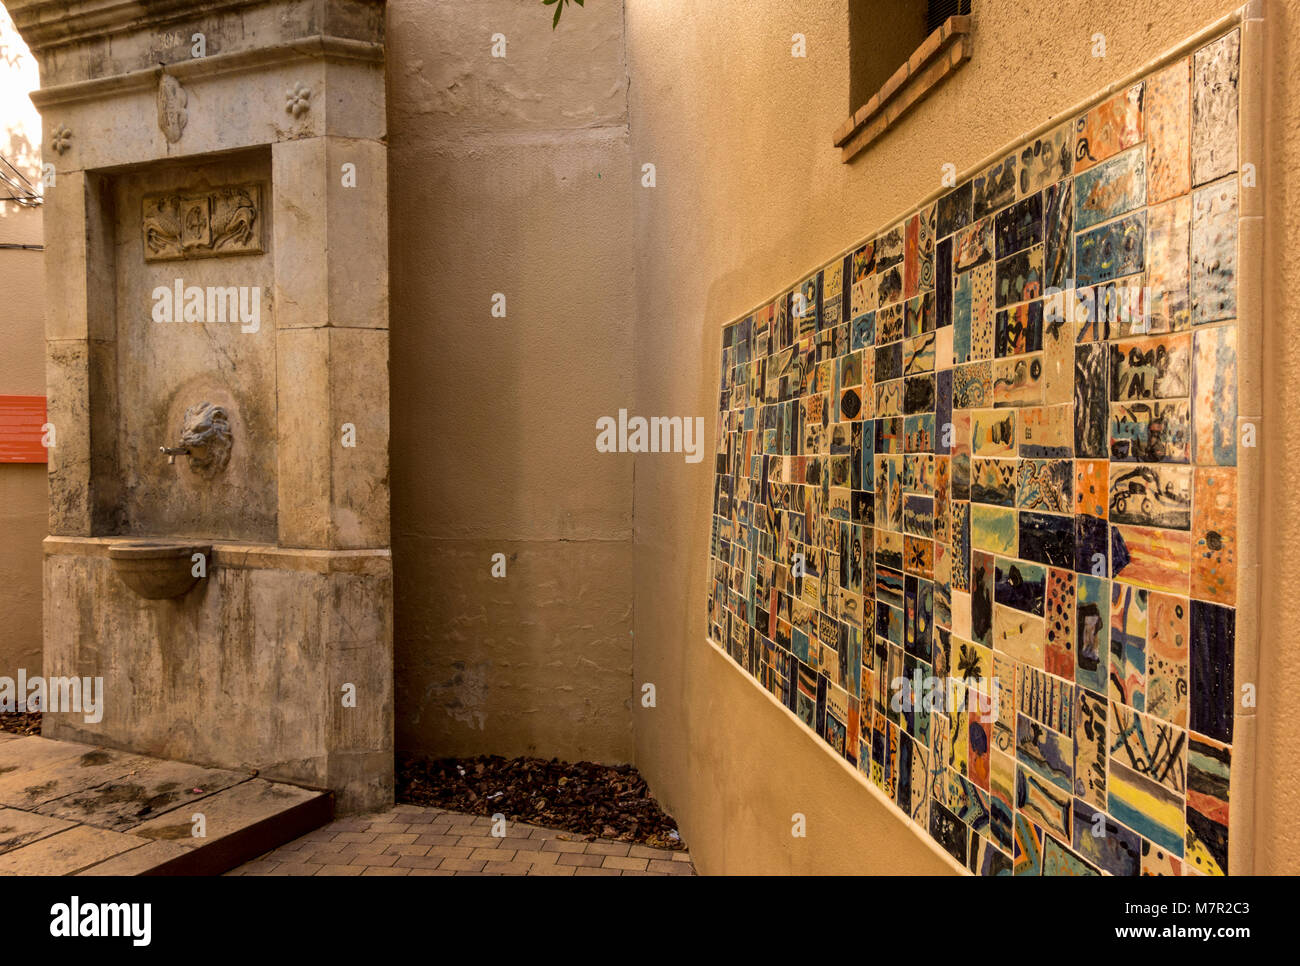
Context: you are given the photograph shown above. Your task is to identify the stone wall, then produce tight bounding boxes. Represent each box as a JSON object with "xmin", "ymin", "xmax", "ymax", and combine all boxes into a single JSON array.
[{"xmin": 386, "ymin": 0, "xmax": 636, "ymax": 764}]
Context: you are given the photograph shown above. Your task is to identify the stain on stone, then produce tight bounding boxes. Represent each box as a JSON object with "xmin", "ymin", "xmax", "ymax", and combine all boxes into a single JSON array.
[{"xmin": 135, "ymin": 822, "xmax": 192, "ymax": 841}]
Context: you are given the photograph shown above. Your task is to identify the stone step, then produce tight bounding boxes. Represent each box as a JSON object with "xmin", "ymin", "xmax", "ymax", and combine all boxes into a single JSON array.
[{"xmin": 0, "ymin": 736, "xmax": 332, "ymax": 875}]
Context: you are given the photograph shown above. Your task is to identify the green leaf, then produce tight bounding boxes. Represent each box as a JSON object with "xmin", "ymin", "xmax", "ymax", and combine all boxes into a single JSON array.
[{"xmin": 552, "ymin": 3, "xmax": 562, "ymax": 28}]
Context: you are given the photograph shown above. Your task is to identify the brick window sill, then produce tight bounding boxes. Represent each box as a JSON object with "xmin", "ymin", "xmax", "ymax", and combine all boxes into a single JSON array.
[{"xmin": 834, "ymin": 15, "xmax": 973, "ymax": 162}]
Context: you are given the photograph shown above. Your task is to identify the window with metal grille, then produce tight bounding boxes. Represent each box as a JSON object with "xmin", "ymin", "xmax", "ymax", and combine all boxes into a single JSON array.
[
  {"xmin": 926, "ymin": 0, "xmax": 971, "ymax": 35},
  {"xmin": 841, "ymin": 1, "xmax": 973, "ymax": 160}
]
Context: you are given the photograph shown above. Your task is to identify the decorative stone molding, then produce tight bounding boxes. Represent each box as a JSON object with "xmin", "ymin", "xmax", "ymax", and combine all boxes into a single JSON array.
[
  {"xmin": 157, "ymin": 72, "xmax": 189, "ymax": 143},
  {"xmin": 142, "ymin": 183, "xmax": 263, "ymax": 261},
  {"xmin": 285, "ymin": 81, "xmax": 312, "ymax": 118},
  {"xmin": 49, "ymin": 123, "xmax": 72, "ymax": 154}
]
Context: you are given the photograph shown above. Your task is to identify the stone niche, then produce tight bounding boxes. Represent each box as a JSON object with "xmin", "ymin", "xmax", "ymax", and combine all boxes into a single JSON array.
[{"xmin": 10, "ymin": 0, "xmax": 393, "ymax": 813}]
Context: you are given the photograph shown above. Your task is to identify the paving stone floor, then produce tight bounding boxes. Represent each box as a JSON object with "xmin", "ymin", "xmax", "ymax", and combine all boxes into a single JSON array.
[
  {"xmin": 0, "ymin": 733, "xmax": 328, "ymax": 875},
  {"xmin": 230, "ymin": 803, "xmax": 696, "ymax": 876}
]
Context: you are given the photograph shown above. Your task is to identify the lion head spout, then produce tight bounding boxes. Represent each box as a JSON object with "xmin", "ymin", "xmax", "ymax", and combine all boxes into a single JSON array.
[{"xmin": 178, "ymin": 402, "xmax": 233, "ymax": 479}]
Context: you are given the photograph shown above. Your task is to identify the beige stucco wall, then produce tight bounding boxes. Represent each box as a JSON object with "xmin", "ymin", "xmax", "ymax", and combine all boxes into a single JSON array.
[
  {"xmin": 0, "ymin": 5, "xmax": 44, "ymax": 678},
  {"xmin": 624, "ymin": 0, "xmax": 1299, "ymax": 874},
  {"xmin": 387, "ymin": 0, "xmax": 636, "ymax": 762}
]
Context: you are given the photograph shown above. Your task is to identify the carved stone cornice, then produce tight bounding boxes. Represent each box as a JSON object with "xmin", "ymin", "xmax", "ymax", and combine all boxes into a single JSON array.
[
  {"xmin": 29, "ymin": 36, "xmax": 384, "ymax": 110},
  {"xmin": 7, "ymin": 0, "xmax": 385, "ymax": 91}
]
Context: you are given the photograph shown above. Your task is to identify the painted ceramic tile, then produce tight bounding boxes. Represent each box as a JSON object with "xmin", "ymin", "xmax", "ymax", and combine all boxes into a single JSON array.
[
  {"xmin": 1112, "ymin": 701, "xmax": 1186, "ymax": 795},
  {"xmin": 1075, "ymin": 211, "xmax": 1146, "ymax": 287},
  {"xmin": 1109, "ymin": 760, "xmax": 1185, "ymax": 854},
  {"xmin": 877, "ymin": 303, "xmax": 904, "ymax": 344},
  {"xmin": 1110, "ymin": 583, "xmax": 1149, "ymax": 710},
  {"xmin": 936, "ymin": 238, "xmax": 953, "ymax": 334},
  {"xmin": 1146, "ymin": 58, "xmax": 1192, "ymax": 205},
  {"xmin": 1189, "ymin": 600, "xmax": 1234, "ymax": 744},
  {"xmin": 971, "ymin": 409, "xmax": 1016, "ymax": 457},
  {"xmin": 1041, "ymin": 309, "xmax": 1073, "ymax": 406},
  {"xmin": 1191, "ymin": 30, "xmax": 1240, "ymax": 187},
  {"xmin": 1017, "ymin": 459, "xmax": 1072, "ymax": 514},
  {"xmin": 878, "ymin": 265, "xmax": 903, "ymax": 307},
  {"xmin": 1146, "ymin": 592, "xmax": 1190, "ymax": 728},
  {"xmin": 971, "ymin": 505, "xmax": 1017, "ymax": 556},
  {"xmin": 1044, "ymin": 568, "xmax": 1076, "ymax": 678},
  {"xmin": 994, "ymin": 557, "xmax": 1046, "ymax": 616},
  {"xmin": 1017, "ymin": 765, "xmax": 1072, "ymax": 841},
  {"xmin": 970, "ymin": 262, "xmax": 996, "ymax": 362},
  {"xmin": 1190, "ymin": 179, "xmax": 1238, "ymax": 324},
  {"xmin": 971, "ymin": 551, "xmax": 995, "ymax": 647},
  {"xmin": 1072, "ymin": 797, "xmax": 1140, "ymax": 875},
  {"xmin": 1111, "ymin": 524, "xmax": 1192, "ymax": 595},
  {"xmin": 951, "ymin": 501, "xmax": 971, "ymax": 593},
  {"xmin": 969, "ymin": 460, "xmax": 1014, "ymax": 511},
  {"xmin": 995, "ymin": 301, "xmax": 1043, "ymax": 358},
  {"xmin": 903, "ymin": 332, "xmax": 936, "ymax": 375},
  {"xmin": 1018, "ymin": 511, "xmax": 1074, "ymax": 570},
  {"xmin": 705, "ymin": 38, "xmax": 1242, "ymax": 875},
  {"xmin": 953, "ymin": 216, "xmax": 994, "ymax": 274},
  {"xmin": 1074, "ymin": 146, "xmax": 1146, "ymax": 232},
  {"xmin": 1110, "ymin": 332, "xmax": 1191, "ymax": 401},
  {"xmin": 937, "ymin": 180, "xmax": 973, "ymax": 238},
  {"xmin": 904, "ymin": 214, "xmax": 921, "ymax": 301},
  {"xmin": 793, "ymin": 274, "xmax": 820, "ymax": 336},
  {"xmin": 905, "ymin": 292, "xmax": 936, "ymax": 340},
  {"xmin": 1019, "ymin": 404, "xmax": 1073, "ymax": 458},
  {"xmin": 929, "ymin": 801, "xmax": 968, "ymax": 865},
  {"xmin": 990, "ymin": 750, "xmax": 1016, "ymax": 851},
  {"xmin": 1074, "ymin": 83, "xmax": 1144, "ymax": 175},
  {"xmin": 994, "ymin": 603, "xmax": 1045, "ymax": 667},
  {"xmin": 1107, "ymin": 462, "xmax": 1192, "ymax": 530},
  {"xmin": 973, "ymin": 153, "xmax": 1017, "ymax": 219},
  {"xmin": 1018, "ymin": 121, "xmax": 1074, "ymax": 196},
  {"xmin": 1141, "ymin": 841, "xmax": 1183, "ymax": 876},
  {"xmin": 935, "ymin": 366, "xmax": 953, "ymax": 443},
  {"xmin": 1075, "ymin": 343, "xmax": 1110, "ymax": 458},
  {"xmin": 1016, "ymin": 714, "xmax": 1073, "ymax": 792},
  {"xmin": 876, "ymin": 381, "xmax": 902, "ymax": 417},
  {"xmin": 995, "ymin": 247, "xmax": 1043, "ymax": 308},
  {"xmin": 1109, "ymin": 399, "xmax": 1192, "ymax": 464},
  {"xmin": 1193, "ymin": 323, "xmax": 1237, "ymax": 466},
  {"xmin": 1076, "ymin": 575, "xmax": 1110, "ymax": 694},
  {"xmin": 1075, "ymin": 459, "xmax": 1108, "ymax": 518},
  {"xmin": 917, "ymin": 204, "xmax": 937, "ymax": 293},
  {"xmin": 1145, "ymin": 196, "xmax": 1191, "ymax": 334},
  {"xmin": 993, "ymin": 354, "xmax": 1043, "ymax": 408},
  {"xmin": 824, "ymin": 258, "xmax": 845, "ymax": 329},
  {"xmin": 1075, "ymin": 686, "xmax": 1108, "ymax": 809},
  {"xmin": 1079, "ymin": 510, "xmax": 1109, "ymax": 578},
  {"xmin": 1185, "ymin": 733, "xmax": 1230, "ymax": 876},
  {"xmin": 877, "ymin": 223, "xmax": 905, "ymax": 272},
  {"xmin": 995, "ymin": 193, "xmax": 1042, "ymax": 259},
  {"xmin": 1191, "ymin": 467, "xmax": 1236, "ymax": 605},
  {"xmin": 1018, "ymin": 664, "xmax": 1073, "ymax": 732},
  {"xmin": 1013, "ymin": 814, "xmax": 1044, "ymax": 875},
  {"xmin": 1043, "ymin": 179, "xmax": 1074, "ymax": 291}
]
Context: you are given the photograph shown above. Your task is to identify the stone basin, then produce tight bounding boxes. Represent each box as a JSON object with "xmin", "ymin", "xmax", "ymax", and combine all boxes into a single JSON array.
[{"xmin": 107, "ymin": 542, "xmax": 212, "ymax": 600}]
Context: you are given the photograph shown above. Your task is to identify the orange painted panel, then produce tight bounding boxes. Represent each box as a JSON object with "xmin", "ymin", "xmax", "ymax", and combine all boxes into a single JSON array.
[{"xmin": 0, "ymin": 395, "xmax": 48, "ymax": 463}]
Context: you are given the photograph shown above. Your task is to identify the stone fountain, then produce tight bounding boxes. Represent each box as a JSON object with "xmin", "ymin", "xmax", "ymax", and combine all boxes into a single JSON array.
[{"xmin": 9, "ymin": 0, "xmax": 393, "ymax": 813}]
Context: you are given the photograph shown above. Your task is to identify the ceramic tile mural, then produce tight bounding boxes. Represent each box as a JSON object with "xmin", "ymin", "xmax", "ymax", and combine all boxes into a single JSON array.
[{"xmin": 705, "ymin": 30, "xmax": 1244, "ymax": 876}]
